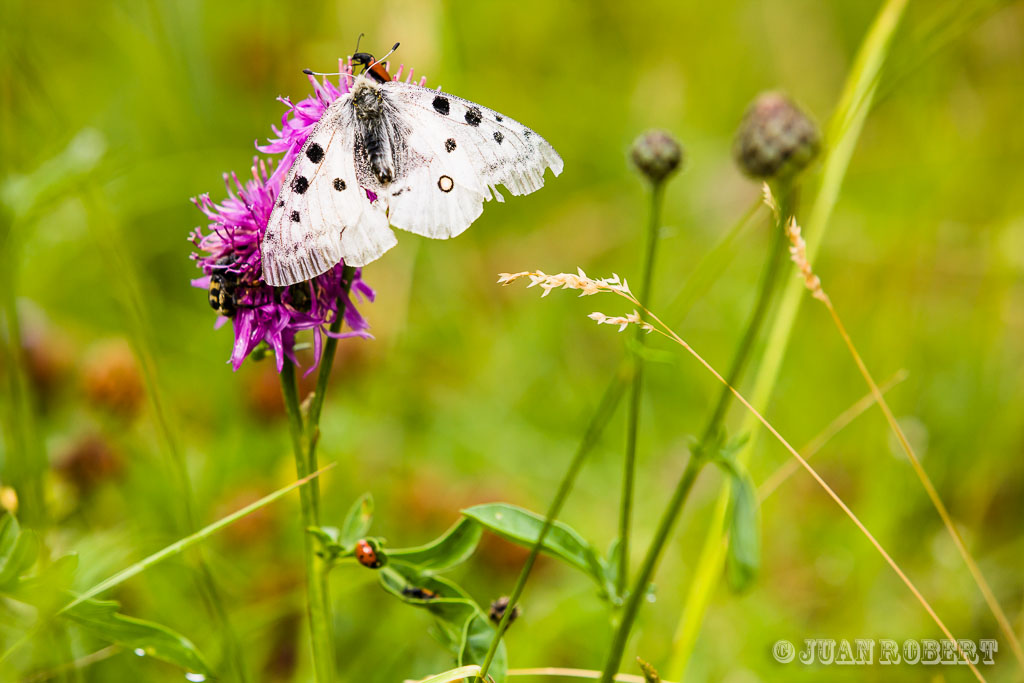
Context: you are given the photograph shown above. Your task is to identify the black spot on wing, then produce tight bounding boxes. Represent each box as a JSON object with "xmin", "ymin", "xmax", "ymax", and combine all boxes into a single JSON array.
[
  {"xmin": 465, "ymin": 107, "xmax": 482, "ymax": 126},
  {"xmin": 437, "ymin": 176, "xmax": 454, "ymax": 193},
  {"xmin": 290, "ymin": 211, "xmax": 301, "ymax": 222},
  {"xmin": 445, "ymin": 138, "xmax": 456, "ymax": 153},
  {"xmin": 292, "ymin": 176, "xmax": 309, "ymax": 194},
  {"xmin": 277, "ymin": 200, "xmax": 285, "ymax": 207},
  {"xmin": 306, "ymin": 143, "xmax": 325, "ymax": 163},
  {"xmin": 432, "ymin": 96, "xmax": 450, "ymax": 115},
  {"xmin": 493, "ymin": 131, "xmax": 504, "ymax": 144},
  {"xmin": 333, "ymin": 178, "xmax": 346, "ymax": 191}
]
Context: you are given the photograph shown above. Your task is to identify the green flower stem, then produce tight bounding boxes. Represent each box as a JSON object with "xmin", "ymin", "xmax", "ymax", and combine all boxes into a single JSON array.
[
  {"xmin": 280, "ymin": 363, "xmax": 335, "ymax": 683},
  {"xmin": 477, "ymin": 367, "xmax": 631, "ymax": 682},
  {"xmin": 699, "ymin": 185, "xmax": 791, "ymax": 446},
  {"xmin": 598, "ymin": 185, "xmax": 791, "ymax": 683},
  {"xmin": 277, "ymin": 267, "xmax": 356, "ymax": 683},
  {"xmin": 307, "ymin": 266, "xmax": 356, "ymax": 626},
  {"xmin": 619, "ymin": 181, "xmax": 666, "ymax": 597},
  {"xmin": 304, "ymin": 265, "xmax": 357, "ymax": 518},
  {"xmin": 666, "ymin": 2, "xmax": 908, "ymax": 676}
]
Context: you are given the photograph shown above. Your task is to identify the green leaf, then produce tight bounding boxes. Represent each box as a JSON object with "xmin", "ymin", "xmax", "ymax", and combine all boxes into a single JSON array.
[
  {"xmin": 388, "ymin": 518, "xmax": 483, "ymax": 572},
  {"xmin": 717, "ymin": 433, "xmax": 750, "ymax": 462},
  {"xmin": 308, "ymin": 526, "xmax": 346, "ymax": 563},
  {"xmin": 63, "ymin": 597, "xmax": 212, "ymax": 676},
  {"xmin": 720, "ymin": 462, "xmax": 760, "ymax": 593},
  {"xmin": 460, "ymin": 614, "xmax": 506, "ymax": 683},
  {"xmin": 308, "ymin": 526, "xmax": 340, "ymax": 545},
  {"xmin": 0, "ymin": 526, "xmax": 39, "ymax": 591},
  {"xmin": 339, "ymin": 493, "xmax": 374, "ymax": 547},
  {"xmin": 604, "ymin": 538, "xmax": 622, "ymax": 604},
  {"xmin": 379, "ymin": 563, "xmax": 506, "ymax": 681},
  {"xmin": 13, "ymin": 553, "xmax": 79, "ymax": 611},
  {"xmin": 378, "ymin": 565, "xmax": 478, "ymax": 650},
  {"xmin": 462, "ymin": 504, "xmax": 608, "ymax": 593},
  {"xmin": 0, "ymin": 515, "xmax": 20, "ymax": 559}
]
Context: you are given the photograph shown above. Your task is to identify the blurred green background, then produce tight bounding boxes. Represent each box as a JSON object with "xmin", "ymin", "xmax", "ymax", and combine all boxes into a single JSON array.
[{"xmin": 2, "ymin": 0, "xmax": 1023, "ymax": 681}]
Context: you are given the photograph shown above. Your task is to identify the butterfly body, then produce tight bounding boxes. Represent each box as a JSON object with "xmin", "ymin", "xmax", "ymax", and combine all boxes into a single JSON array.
[
  {"xmin": 351, "ymin": 78, "xmax": 406, "ymax": 184},
  {"xmin": 261, "ymin": 65, "xmax": 563, "ymax": 287}
]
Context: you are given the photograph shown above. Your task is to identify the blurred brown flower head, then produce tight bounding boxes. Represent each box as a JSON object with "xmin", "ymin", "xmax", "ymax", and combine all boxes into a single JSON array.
[
  {"xmin": 81, "ymin": 339, "xmax": 144, "ymax": 418},
  {"xmin": 56, "ymin": 433, "xmax": 122, "ymax": 494}
]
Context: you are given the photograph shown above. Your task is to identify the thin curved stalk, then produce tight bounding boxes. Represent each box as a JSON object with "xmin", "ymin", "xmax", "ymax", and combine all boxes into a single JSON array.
[
  {"xmin": 599, "ymin": 195, "xmax": 789, "ymax": 682},
  {"xmin": 619, "ymin": 182, "xmax": 666, "ymax": 596}
]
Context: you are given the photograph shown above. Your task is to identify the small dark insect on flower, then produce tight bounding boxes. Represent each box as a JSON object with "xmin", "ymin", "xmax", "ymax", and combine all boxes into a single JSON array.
[
  {"xmin": 208, "ymin": 255, "xmax": 241, "ymax": 317},
  {"xmin": 288, "ymin": 283, "xmax": 313, "ymax": 313},
  {"xmin": 488, "ymin": 596, "xmax": 520, "ymax": 626},
  {"xmin": 733, "ymin": 92, "xmax": 821, "ymax": 180},
  {"xmin": 630, "ymin": 129, "xmax": 684, "ymax": 184}
]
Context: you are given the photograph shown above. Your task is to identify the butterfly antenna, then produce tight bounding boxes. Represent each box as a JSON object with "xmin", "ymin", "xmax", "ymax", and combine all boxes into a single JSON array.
[
  {"xmin": 302, "ymin": 67, "xmax": 355, "ymax": 82},
  {"xmin": 367, "ymin": 42, "xmax": 400, "ymax": 72}
]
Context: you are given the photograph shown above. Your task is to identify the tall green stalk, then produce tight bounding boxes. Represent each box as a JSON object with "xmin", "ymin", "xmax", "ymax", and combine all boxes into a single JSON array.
[
  {"xmin": 619, "ymin": 181, "xmax": 666, "ymax": 597},
  {"xmin": 666, "ymin": 0, "xmax": 909, "ymax": 676},
  {"xmin": 276, "ymin": 269, "xmax": 355, "ymax": 683},
  {"xmin": 280, "ymin": 363, "xmax": 335, "ymax": 683},
  {"xmin": 599, "ymin": 188, "xmax": 791, "ymax": 683}
]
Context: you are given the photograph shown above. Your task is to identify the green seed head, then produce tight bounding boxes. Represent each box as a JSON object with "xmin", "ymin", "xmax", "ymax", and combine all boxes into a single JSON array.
[
  {"xmin": 630, "ymin": 129, "xmax": 684, "ymax": 184},
  {"xmin": 734, "ymin": 92, "xmax": 820, "ymax": 180}
]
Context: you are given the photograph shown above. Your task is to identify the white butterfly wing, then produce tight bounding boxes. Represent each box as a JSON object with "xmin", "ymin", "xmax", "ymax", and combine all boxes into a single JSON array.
[
  {"xmin": 380, "ymin": 80, "xmax": 563, "ymax": 240},
  {"xmin": 261, "ymin": 97, "xmax": 395, "ymax": 287}
]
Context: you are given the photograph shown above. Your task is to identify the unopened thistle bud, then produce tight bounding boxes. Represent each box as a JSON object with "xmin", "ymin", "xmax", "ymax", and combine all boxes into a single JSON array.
[
  {"xmin": 630, "ymin": 129, "xmax": 684, "ymax": 184},
  {"xmin": 734, "ymin": 92, "xmax": 820, "ymax": 180}
]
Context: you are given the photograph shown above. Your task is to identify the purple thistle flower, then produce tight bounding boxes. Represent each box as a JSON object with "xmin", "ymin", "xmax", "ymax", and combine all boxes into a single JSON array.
[
  {"xmin": 190, "ymin": 159, "xmax": 374, "ymax": 373},
  {"xmin": 189, "ymin": 57, "xmax": 427, "ymax": 372}
]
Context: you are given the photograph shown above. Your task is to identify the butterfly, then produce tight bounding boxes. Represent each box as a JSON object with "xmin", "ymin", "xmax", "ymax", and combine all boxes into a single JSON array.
[{"xmin": 260, "ymin": 44, "xmax": 564, "ymax": 287}]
